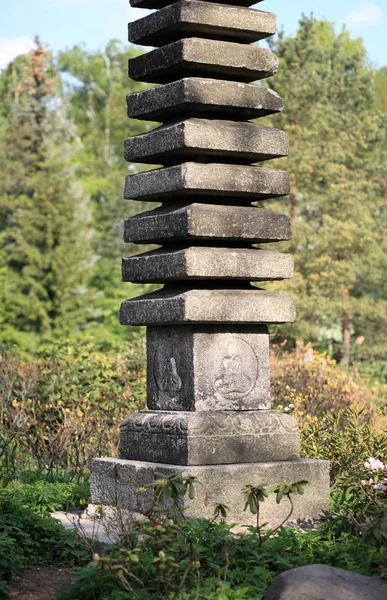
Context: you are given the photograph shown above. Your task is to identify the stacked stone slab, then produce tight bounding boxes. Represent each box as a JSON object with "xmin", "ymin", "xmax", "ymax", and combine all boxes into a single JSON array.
[{"xmin": 90, "ymin": 0, "xmax": 329, "ymax": 527}]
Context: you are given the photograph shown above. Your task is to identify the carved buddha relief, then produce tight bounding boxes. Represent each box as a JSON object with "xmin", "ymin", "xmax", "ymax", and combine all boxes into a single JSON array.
[{"xmin": 214, "ymin": 339, "xmax": 258, "ymax": 401}]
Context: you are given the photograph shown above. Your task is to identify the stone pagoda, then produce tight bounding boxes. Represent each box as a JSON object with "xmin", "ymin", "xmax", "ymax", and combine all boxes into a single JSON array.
[{"xmin": 91, "ymin": 0, "xmax": 329, "ymax": 527}]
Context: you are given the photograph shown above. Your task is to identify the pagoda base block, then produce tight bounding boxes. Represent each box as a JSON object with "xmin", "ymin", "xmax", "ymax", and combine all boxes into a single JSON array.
[
  {"xmin": 119, "ymin": 410, "xmax": 300, "ymax": 465},
  {"xmin": 90, "ymin": 457, "xmax": 329, "ymax": 528}
]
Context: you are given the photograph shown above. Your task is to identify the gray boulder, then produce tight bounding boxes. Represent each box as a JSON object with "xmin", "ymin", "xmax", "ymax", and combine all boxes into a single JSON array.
[{"xmin": 263, "ymin": 564, "xmax": 387, "ymax": 600}]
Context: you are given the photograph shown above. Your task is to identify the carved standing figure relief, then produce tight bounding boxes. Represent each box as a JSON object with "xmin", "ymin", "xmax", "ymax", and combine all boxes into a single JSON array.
[{"xmin": 154, "ymin": 345, "xmax": 182, "ymax": 407}]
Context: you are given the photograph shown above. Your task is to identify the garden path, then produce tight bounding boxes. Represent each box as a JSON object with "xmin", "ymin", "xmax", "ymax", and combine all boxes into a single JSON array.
[{"xmin": 8, "ymin": 566, "xmax": 74, "ymax": 600}]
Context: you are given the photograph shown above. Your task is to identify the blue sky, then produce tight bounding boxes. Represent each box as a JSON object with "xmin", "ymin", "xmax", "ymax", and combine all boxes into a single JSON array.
[{"xmin": 0, "ymin": 0, "xmax": 386, "ymax": 70}]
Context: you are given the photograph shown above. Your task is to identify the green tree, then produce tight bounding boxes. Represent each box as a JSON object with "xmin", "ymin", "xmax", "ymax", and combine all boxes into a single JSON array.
[
  {"xmin": 265, "ymin": 17, "xmax": 387, "ymax": 363},
  {"xmin": 58, "ymin": 41, "xmax": 151, "ymax": 341},
  {"xmin": 0, "ymin": 41, "xmax": 92, "ymax": 350},
  {"xmin": 375, "ymin": 66, "xmax": 387, "ymax": 114}
]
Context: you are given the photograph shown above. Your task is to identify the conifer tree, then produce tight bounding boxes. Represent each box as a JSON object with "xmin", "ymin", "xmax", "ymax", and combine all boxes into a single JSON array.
[
  {"xmin": 58, "ymin": 42, "xmax": 150, "ymax": 339},
  {"xmin": 265, "ymin": 17, "xmax": 387, "ymax": 363},
  {"xmin": 0, "ymin": 41, "xmax": 92, "ymax": 349}
]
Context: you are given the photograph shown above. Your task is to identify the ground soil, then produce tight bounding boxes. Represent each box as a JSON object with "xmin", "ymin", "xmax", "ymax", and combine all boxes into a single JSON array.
[{"xmin": 8, "ymin": 566, "xmax": 74, "ymax": 600}]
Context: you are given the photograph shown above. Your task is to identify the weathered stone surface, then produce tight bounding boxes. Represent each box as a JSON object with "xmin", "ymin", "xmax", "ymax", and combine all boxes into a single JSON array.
[
  {"xmin": 124, "ymin": 162, "xmax": 289, "ymax": 203},
  {"xmin": 90, "ymin": 457, "xmax": 330, "ymax": 529},
  {"xmin": 120, "ymin": 287, "xmax": 296, "ymax": 325},
  {"xmin": 146, "ymin": 324, "xmax": 270, "ymax": 410},
  {"xmin": 128, "ymin": 2, "xmax": 276, "ymax": 47},
  {"xmin": 263, "ymin": 564, "xmax": 387, "ymax": 600},
  {"xmin": 124, "ymin": 119, "xmax": 288, "ymax": 165},
  {"xmin": 122, "ymin": 247, "xmax": 294, "ymax": 283},
  {"xmin": 89, "ymin": 457, "xmax": 118, "ymax": 506},
  {"xmin": 124, "ymin": 203, "xmax": 291, "ymax": 245},
  {"xmin": 129, "ymin": 38, "xmax": 278, "ymax": 84},
  {"xmin": 127, "ymin": 78, "xmax": 284, "ymax": 122},
  {"xmin": 130, "ymin": 0, "xmax": 262, "ymax": 9},
  {"xmin": 120, "ymin": 410, "xmax": 300, "ymax": 465}
]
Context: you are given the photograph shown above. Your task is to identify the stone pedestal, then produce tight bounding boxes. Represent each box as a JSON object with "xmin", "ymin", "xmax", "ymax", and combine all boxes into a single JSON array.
[
  {"xmin": 91, "ymin": 457, "xmax": 330, "ymax": 529},
  {"xmin": 90, "ymin": 0, "xmax": 330, "ymax": 527}
]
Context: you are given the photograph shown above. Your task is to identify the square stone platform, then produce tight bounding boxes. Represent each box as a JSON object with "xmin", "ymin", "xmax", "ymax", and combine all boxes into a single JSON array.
[
  {"xmin": 129, "ymin": 38, "xmax": 278, "ymax": 84},
  {"xmin": 120, "ymin": 287, "xmax": 296, "ymax": 326},
  {"xmin": 128, "ymin": 1, "xmax": 276, "ymax": 47},
  {"xmin": 124, "ymin": 203, "xmax": 291, "ymax": 245},
  {"xmin": 119, "ymin": 410, "xmax": 301, "ymax": 464},
  {"xmin": 122, "ymin": 247, "xmax": 294, "ymax": 283},
  {"xmin": 124, "ymin": 163, "xmax": 289, "ymax": 204},
  {"xmin": 91, "ymin": 457, "xmax": 330, "ymax": 528},
  {"xmin": 126, "ymin": 78, "xmax": 284, "ymax": 122}
]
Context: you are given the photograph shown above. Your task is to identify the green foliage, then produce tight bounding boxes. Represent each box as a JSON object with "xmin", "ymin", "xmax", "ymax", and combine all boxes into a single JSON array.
[
  {"xmin": 144, "ymin": 472, "xmax": 198, "ymax": 520},
  {"xmin": 358, "ymin": 358, "xmax": 387, "ymax": 385},
  {"xmin": 375, "ymin": 66, "xmax": 387, "ymax": 115},
  {"xmin": 0, "ymin": 535, "xmax": 22, "ymax": 596},
  {"xmin": 265, "ymin": 16, "xmax": 387, "ymax": 363},
  {"xmin": 0, "ymin": 42, "xmax": 92, "ymax": 352},
  {"xmin": 243, "ymin": 484, "xmax": 269, "ymax": 542},
  {"xmin": 271, "ymin": 342, "xmax": 384, "ymax": 419},
  {"xmin": 272, "ymin": 481, "xmax": 308, "ymax": 505},
  {"xmin": 0, "ymin": 41, "xmax": 150, "ymax": 349},
  {"xmin": 301, "ymin": 408, "xmax": 387, "ymax": 482},
  {"xmin": 58, "ymin": 41, "xmax": 147, "ymax": 176},
  {"xmin": 0, "ymin": 495, "xmax": 88, "ymax": 595},
  {"xmin": 57, "ymin": 518, "xmax": 386, "ymax": 600},
  {"xmin": 270, "ymin": 342, "xmax": 387, "ymax": 544},
  {"xmin": 316, "ymin": 450, "xmax": 387, "ymax": 546},
  {"xmin": 56, "ymin": 472, "xmax": 386, "ymax": 599},
  {"xmin": 0, "ymin": 339, "xmax": 146, "ymax": 476},
  {"xmin": 243, "ymin": 481, "xmax": 308, "ymax": 544},
  {"xmin": 58, "ymin": 41, "xmax": 152, "ymax": 340},
  {"xmin": 1, "ymin": 475, "xmax": 89, "ymax": 514},
  {"xmin": 1, "ymin": 26, "xmax": 385, "ymax": 354}
]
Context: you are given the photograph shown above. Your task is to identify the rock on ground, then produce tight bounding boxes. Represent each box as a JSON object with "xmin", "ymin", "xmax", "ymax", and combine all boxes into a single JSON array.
[{"xmin": 263, "ymin": 564, "xmax": 387, "ymax": 600}]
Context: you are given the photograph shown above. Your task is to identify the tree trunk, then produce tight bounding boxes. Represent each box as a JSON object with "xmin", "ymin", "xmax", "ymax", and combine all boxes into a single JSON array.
[
  {"xmin": 290, "ymin": 129, "xmax": 298, "ymax": 257},
  {"xmin": 289, "ymin": 174, "xmax": 297, "ymax": 257},
  {"xmin": 341, "ymin": 288, "xmax": 351, "ymax": 366}
]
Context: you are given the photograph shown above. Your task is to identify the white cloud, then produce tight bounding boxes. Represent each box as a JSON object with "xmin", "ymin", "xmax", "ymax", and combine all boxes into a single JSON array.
[
  {"xmin": 0, "ymin": 37, "xmax": 35, "ymax": 71},
  {"xmin": 345, "ymin": 2, "xmax": 383, "ymax": 27}
]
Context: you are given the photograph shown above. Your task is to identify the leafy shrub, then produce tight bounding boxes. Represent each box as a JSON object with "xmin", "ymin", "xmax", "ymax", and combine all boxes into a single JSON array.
[
  {"xmin": 270, "ymin": 342, "xmax": 383, "ymax": 421},
  {"xmin": 301, "ymin": 407, "xmax": 387, "ymax": 483},
  {"xmin": 58, "ymin": 518, "xmax": 386, "ymax": 600},
  {"xmin": 0, "ymin": 496, "xmax": 89, "ymax": 595},
  {"xmin": 318, "ymin": 452, "xmax": 387, "ymax": 547},
  {"xmin": 58, "ymin": 476, "xmax": 386, "ymax": 600},
  {"xmin": 1, "ymin": 475, "xmax": 89, "ymax": 514},
  {"xmin": 0, "ymin": 337, "xmax": 146, "ymax": 477},
  {"xmin": 271, "ymin": 342, "xmax": 387, "ymax": 541},
  {"xmin": 0, "ymin": 535, "xmax": 22, "ymax": 595}
]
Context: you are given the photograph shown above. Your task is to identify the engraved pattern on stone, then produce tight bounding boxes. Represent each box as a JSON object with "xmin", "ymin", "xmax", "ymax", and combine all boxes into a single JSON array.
[{"xmin": 120, "ymin": 410, "xmax": 299, "ymax": 436}]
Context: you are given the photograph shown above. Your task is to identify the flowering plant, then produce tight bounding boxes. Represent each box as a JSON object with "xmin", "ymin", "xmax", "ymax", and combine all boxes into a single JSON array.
[
  {"xmin": 362, "ymin": 457, "xmax": 387, "ymax": 494},
  {"xmin": 321, "ymin": 453, "xmax": 387, "ymax": 548}
]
